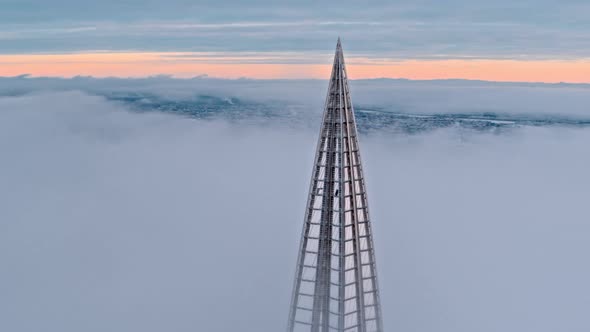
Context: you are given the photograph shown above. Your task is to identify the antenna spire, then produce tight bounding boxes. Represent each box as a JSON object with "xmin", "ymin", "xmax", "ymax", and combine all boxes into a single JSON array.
[{"xmin": 287, "ymin": 38, "xmax": 384, "ymax": 332}]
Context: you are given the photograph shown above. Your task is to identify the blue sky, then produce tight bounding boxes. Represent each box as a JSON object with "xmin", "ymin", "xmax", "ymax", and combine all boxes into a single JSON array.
[{"xmin": 2, "ymin": 0, "xmax": 590, "ymax": 59}]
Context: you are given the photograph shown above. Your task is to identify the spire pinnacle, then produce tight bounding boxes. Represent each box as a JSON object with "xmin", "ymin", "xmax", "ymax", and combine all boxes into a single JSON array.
[
  {"xmin": 335, "ymin": 37, "xmax": 343, "ymax": 58},
  {"xmin": 287, "ymin": 39, "xmax": 384, "ymax": 332}
]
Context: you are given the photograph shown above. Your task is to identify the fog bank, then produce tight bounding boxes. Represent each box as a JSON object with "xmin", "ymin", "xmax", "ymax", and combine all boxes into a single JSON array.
[{"xmin": 1, "ymin": 92, "xmax": 589, "ymax": 331}]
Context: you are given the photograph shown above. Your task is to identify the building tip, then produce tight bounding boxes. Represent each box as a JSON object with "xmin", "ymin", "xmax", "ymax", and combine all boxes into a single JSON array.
[{"xmin": 336, "ymin": 37, "xmax": 343, "ymax": 53}]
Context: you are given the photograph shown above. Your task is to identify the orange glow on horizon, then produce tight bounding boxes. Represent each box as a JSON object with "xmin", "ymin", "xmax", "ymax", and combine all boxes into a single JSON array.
[{"xmin": 2, "ymin": 52, "xmax": 590, "ymax": 83}]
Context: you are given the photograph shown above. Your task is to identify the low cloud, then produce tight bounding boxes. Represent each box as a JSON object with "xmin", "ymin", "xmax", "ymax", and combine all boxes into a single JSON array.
[
  {"xmin": 1, "ymin": 90, "xmax": 589, "ymax": 331},
  {"xmin": 2, "ymin": 76, "xmax": 590, "ymax": 117}
]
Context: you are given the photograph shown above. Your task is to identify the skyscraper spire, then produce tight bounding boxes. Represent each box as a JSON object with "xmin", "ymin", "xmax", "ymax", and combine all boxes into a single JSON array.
[{"xmin": 287, "ymin": 39, "xmax": 384, "ymax": 332}]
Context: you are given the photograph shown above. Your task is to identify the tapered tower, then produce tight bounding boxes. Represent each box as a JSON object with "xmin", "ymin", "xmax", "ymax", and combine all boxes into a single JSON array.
[{"xmin": 287, "ymin": 39, "xmax": 383, "ymax": 332}]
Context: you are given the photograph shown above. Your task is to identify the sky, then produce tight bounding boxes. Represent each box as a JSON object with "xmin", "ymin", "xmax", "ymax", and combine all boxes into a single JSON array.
[{"xmin": 2, "ymin": 0, "xmax": 590, "ymax": 82}]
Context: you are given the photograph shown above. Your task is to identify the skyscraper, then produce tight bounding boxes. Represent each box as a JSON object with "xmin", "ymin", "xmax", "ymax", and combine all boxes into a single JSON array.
[{"xmin": 287, "ymin": 39, "xmax": 384, "ymax": 332}]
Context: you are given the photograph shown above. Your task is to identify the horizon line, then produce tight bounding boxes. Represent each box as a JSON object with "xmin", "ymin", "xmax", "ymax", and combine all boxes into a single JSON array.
[
  {"xmin": 4, "ymin": 74, "xmax": 590, "ymax": 86},
  {"xmin": 3, "ymin": 52, "xmax": 590, "ymax": 83}
]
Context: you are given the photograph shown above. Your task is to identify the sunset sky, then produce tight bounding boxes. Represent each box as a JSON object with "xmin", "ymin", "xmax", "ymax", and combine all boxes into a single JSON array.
[{"xmin": 2, "ymin": 0, "xmax": 590, "ymax": 82}]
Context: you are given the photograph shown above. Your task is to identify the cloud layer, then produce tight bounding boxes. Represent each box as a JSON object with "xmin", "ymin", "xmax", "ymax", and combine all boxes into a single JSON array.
[
  {"xmin": 1, "ymin": 90, "xmax": 589, "ymax": 331},
  {"xmin": 3, "ymin": 76, "xmax": 590, "ymax": 117}
]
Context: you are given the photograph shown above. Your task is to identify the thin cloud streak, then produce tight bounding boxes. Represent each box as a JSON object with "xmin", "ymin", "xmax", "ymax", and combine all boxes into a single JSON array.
[
  {"xmin": 134, "ymin": 20, "xmax": 389, "ymax": 29},
  {"xmin": 0, "ymin": 20, "xmax": 402, "ymax": 41}
]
